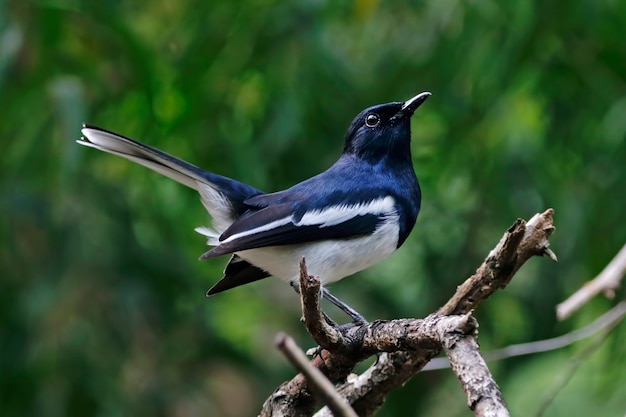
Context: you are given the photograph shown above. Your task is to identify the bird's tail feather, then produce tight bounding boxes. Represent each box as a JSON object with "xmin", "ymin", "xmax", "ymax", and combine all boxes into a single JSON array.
[
  {"xmin": 78, "ymin": 125, "xmax": 264, "ymax": 214},
  {"xmin": 79, "ymin": 125, "xmax": 215, "ymax": 191}
]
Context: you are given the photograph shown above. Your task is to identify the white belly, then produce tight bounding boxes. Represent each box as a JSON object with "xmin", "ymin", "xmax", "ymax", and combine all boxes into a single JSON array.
[{"xmin": 236, "ymin": 220, "xmax": 400, "ymax": 285}]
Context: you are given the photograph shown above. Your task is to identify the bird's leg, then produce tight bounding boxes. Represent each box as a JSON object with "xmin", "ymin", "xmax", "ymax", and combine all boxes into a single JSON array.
[
  {"xmin": 290, "ymin": 282, "xmax": 367, "ymax": 357},
  {"xmin": 321, "ymin": 287, "xmax": 368, "ymax": 325},
  {"xmin": 290, "ymin": 281, "xmax": 367, "ymax": 325}
]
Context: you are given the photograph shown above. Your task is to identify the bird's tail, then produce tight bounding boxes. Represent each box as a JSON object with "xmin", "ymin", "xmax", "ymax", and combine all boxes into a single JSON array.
[
  {"xmin": 78, "ymin": 125, "xmax": 263, "ymax": 215},
  {"xmin": 80, "ymin": 125, "xmax": 217, "ymax": 191}
]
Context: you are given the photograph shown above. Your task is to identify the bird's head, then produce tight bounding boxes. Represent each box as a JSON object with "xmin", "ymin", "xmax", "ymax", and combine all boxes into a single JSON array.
[{"xmin": 343, "ymin": 92, "xmax": 431, "ymax": 163}]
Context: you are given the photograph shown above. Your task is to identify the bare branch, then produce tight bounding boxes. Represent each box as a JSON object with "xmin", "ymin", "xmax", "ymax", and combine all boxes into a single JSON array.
[
  {"xmin": 298, "ymin": 259, "xmax": 346, "ymax": 353},
  {"xmin": 557, "ymin": 243, "xmax": 626, "ymax": 320},
  {"xmin": 314, "ymin": 314, "xmax": 485, "ymax": 417},
  {"xmin": 441, "ymin": 319, "xmax": 510, "ymax": 417},
  {"xmin": 342, "ymin": 209, "xmax": 557, "ymax": 416},
  {"xmin": 440, "ymin": 209, "xmax": 556, "ymax": 316},
  {"xmin": 261, "ymin": 209, "xmax": 557, "ymax": 417},
  {"xmin": 425, "ymin": 301, "xmax": 626, "ymax": 370},
  {"xmin": 276, "ymin": 333, "xmax": 358, "ymax": 417}
]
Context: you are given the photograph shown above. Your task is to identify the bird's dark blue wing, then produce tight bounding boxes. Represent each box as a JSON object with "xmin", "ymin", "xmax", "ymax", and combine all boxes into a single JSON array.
[{"xmin": 199, "ymin": 196, "xmax": 396, "ymax": 259}]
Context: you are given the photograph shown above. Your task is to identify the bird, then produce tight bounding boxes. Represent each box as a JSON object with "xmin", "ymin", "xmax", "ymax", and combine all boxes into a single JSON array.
[{"xmin": 78, "ymin": 91, "xmax": 430, "ymax": 323}]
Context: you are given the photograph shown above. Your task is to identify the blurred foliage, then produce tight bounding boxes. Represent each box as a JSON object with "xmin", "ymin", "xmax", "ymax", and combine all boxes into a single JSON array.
[{"xmin": 1, "ymin": 0, "xmax": 625, "ymax": 416}]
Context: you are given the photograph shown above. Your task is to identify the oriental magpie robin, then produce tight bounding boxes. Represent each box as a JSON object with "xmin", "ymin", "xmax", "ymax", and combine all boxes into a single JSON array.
[{"xmin": 78, "ymin": 91, "xmax": 430, "ymax": 323}]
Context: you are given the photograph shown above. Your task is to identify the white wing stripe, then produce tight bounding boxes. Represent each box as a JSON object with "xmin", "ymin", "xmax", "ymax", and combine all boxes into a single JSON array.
[
  {"xmin": 220, "ymin": 216, "xmax": 293, "ymax": 244},
  {"xmin": 297, "ymin": 196, "xmax": 396, "ymax": 227}
]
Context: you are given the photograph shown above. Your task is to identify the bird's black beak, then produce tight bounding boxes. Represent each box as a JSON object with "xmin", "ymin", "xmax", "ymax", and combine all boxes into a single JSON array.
[{"xmin": 392, "ymin": 92, "xmax": 431, "ymax": 120}]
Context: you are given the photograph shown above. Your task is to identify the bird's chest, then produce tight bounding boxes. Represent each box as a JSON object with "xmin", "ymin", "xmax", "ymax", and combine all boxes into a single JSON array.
[{"xmin": 236, "ymin": 218, "xmax": 400, "ymax": 285}]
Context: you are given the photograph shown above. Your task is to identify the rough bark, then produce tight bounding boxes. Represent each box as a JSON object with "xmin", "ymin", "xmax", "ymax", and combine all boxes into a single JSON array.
[{"xmin": 260, "ymin": 209, "xmax": 556, "ymax": 417}]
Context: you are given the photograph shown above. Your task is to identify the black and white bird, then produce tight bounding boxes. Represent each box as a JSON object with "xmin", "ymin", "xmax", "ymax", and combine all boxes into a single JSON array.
[{"xmin": 78, "ymin": 91, "xmax": 430, "ymax": 323}]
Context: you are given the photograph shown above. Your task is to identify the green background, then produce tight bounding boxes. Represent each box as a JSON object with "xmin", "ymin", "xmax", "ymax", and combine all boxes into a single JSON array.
[{"xmin": 2, "ymin": 0, "xmax": 625, "ymax": 416}]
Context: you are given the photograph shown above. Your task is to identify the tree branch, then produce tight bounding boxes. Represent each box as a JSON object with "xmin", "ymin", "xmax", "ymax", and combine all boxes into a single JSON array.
[
  {"xmin": 276, "ymin": 333, "xmax": 358, "ymax": 417},
  {"xmin": 345, "ymin": 209, "xmax": 556, "ymax": 416},
  {"xmin": 557, "ymin": 242, "xmax": 626, "ymax": 320},
  {"xmin": 425, "ymin": 301, "xmax": 626, "ymax": 370},
  {"xmin": 298, "ymin": 259, "xmax": 348, "ymax": 354},
  {"xmin": 442, "ymin": 325, "xmax": 510, "ymax": 417},
  {"xmin": 260, "ymin": 209, "xmax": 557, "ymax": 417},
  {"xmin": 439, "ymin": 209, "xmax": 556, "ymax": 316}
]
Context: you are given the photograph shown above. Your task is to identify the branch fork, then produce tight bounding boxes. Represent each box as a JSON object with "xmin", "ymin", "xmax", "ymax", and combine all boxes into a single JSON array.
[{"xmin": 262, "ymin": 209, "xmax": 557, "ymax": 417}]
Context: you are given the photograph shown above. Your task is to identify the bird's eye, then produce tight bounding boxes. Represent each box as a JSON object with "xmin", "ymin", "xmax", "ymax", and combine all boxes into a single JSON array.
[{"xmin": 365, "ymin": 113, "xmax": 380, "ymax": 127}]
